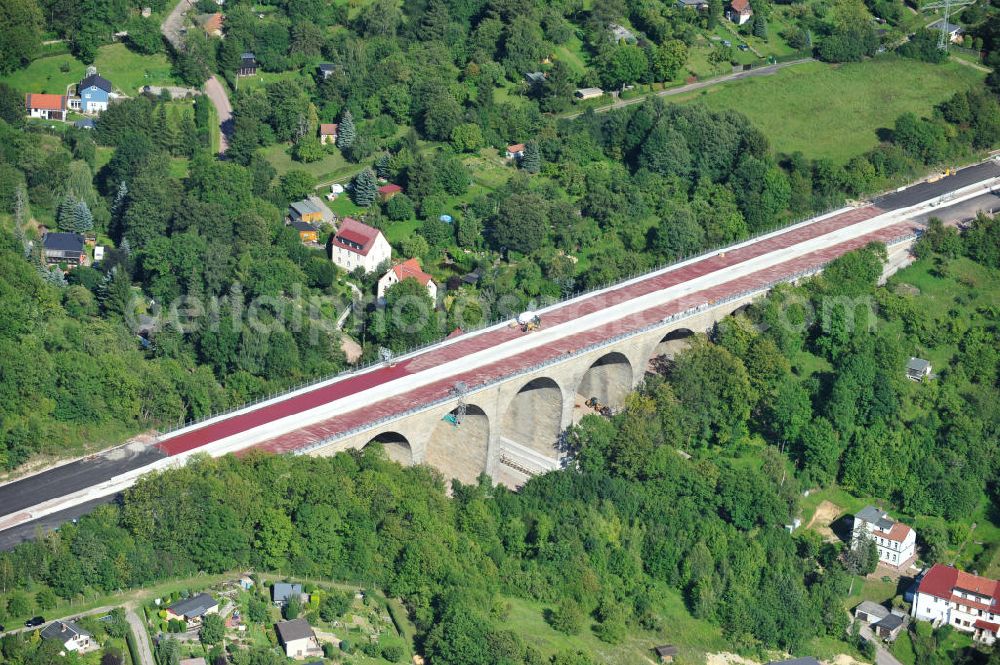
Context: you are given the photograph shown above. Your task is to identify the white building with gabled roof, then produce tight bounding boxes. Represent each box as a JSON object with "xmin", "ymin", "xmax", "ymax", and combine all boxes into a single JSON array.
[{"xmin": 852, "ymin": 505, "xmax": 916, "ymax": 569}]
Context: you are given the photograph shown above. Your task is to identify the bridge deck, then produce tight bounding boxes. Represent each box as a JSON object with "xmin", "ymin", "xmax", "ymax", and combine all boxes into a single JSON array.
[
  {"xmin": 243, "ymin": 219, "xmax": 917, "ymax": 455},
  {"xmin": 157, "ymin": 205, "xmax": 885, "ymax": 456}
]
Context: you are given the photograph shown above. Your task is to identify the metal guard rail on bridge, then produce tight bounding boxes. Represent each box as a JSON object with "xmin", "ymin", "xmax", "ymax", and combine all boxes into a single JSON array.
[
  {"xmin": 290, "ymin": 231, "xmax": 920, "ymax": 456},
  {"xmin": 159, "ymin": 202, "xmax": 853, "ymax": 436}
]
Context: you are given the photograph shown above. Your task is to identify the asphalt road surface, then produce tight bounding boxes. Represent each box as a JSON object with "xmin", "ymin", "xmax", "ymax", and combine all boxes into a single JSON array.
[
  {"xmin": 0, "ymin": 495, "xmax": 118, "ymax": 550},
  {"xmin": 875, "ymin": 160, "xmax": 1000, "ymax": 210},
  {"xmin": 204, "ymin": 75, "xmax": 232, "ymax": 154},
  {"xmin": 0, "ymin": 444, "xmax": 162, "ymax": 515},
  {"xmin": 160, "ymin": 0, "xmax": 193, "ymax": 51}
]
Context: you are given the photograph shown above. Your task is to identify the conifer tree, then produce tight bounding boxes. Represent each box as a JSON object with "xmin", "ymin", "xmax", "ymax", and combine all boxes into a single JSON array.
[
  {"xmin": 521, "ymin": 140, "xmax": 541, "ymax": 174},
  {"xmin": 374, "ymin": 152, "xmax": 391, "ymax": 180},
  {"xmin": 336, "ymin": 109, "xmax": 356, "ymax": 149},
  {"xmin": 73, "ymin": 200, "xmax": 94, "ymax": 234},
  {"xmin": 352, "ymin": 167, "xmax": 378, "ymax": 207}
]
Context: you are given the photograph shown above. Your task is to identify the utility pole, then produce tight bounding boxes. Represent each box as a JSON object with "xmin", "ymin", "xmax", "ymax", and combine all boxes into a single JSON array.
[{"xmin": 919, "ymin": 0, "xmax": 974, "ymax": 51}]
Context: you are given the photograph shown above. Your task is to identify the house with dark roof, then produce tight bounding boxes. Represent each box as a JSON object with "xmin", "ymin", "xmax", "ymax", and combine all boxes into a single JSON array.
[
  {"xmin": 653, "ymin": 644, "xmax": 678, "ymax": 662},
  {"xmin": 727, "ymin": 0, "xmax": 753, "ymax": 24},
  {"xmin": 912, "ymin": 564, "xmax": 998, "ymax": 645},
  {"xmin": 165, "ymin": 593, "xmax": 219, "ymax": 624},
  {"xmin": 290, "ymin": 221, "xmax": 319, "ymax": 243},
  {"xmin": 25, "ymin": 93, "xmax": 67, "ymax": 121},
  {"xmin": 40, "ymin": 621, "xmax": 93, "ymax": 652},
  {"xmin": 42, "ymin": 232, "xmax": 85, "ymax": 266},
  {"xmin": 275, "ymin": 619, "xmax": 322, "ymax": 659},
  {"xmin": 852, "ymin": 506, "xmax": 916, "ymax": 569},
  {"xmin": 77, "ymin": 73, "xmax": 113, "ymax": 113},
  {"xmin": 237, "ymin": 52, "xmax": 257, "ymax": 77},
  {"xmin": 330, "ymin": 217, "xmax": 391, "ymax": 274},
  {"xmin": 873, "ymin": 611, "xmax": 906, "ymax": 641},
  {"xmin": 855, "ymin": 600, "xmax": 890, "ymax": 625},
  {"xmin": 906, "ymin": 357, "xmax": 931, "ymax": 381},
  {"xmin": 318, "ymin": 63, "xmax": 336, "ymax": 79},
  {"xmin": 272, "ymin": 583, "xmax": 308, "ymax": 607},
  {"xmin": 289, "ymin": 199, "xmax": 324, "ymax": 225},
  {"xmin": 676, "ymin": 0, "xmax": 709, "ymax": 9},
  {"xmin": 928, "ymin": 18, "xmax": 964, "ymax": 43}
]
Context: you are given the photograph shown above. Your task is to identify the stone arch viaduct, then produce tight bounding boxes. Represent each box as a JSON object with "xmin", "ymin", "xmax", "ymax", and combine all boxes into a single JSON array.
[{"xmin": 312, "ymin": 301, "xmax": 745, "ymax": 487}]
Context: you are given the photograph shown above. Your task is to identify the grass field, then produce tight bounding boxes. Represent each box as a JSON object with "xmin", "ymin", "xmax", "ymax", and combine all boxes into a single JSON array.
[
  {"xmin": 262, "ymin": 142, "xmax": 355, "ymax": 183},
  {"xmin": 501, "ymin": 592, "xmax": 726, "ymax": 665},
  {"xmin": 671, "ymin": 57, "xmax": 984, "ymax": 162},
  {"xmin": 2, "ymin": 43, "xmax": 178, "ymax": 95}
]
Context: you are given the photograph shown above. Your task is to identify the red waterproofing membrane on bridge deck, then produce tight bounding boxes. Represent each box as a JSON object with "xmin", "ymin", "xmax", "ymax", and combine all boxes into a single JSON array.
[
  {"xmin": 157, "ymin": 205, "xmax": 883, "ymax": 457},
  {"xmin": 242, "ymin": 218, "xmax": 917, "ymax": 456}
]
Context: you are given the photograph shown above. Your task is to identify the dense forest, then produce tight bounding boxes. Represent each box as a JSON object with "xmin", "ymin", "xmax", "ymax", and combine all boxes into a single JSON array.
[{"xmin": 2, "ymin": 231, "xmax": 999, "ymax": 663}]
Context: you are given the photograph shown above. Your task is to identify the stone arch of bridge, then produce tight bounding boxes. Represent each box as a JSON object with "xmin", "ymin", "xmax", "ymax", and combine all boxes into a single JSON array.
[{"xmin": 427, "ymin": 403, "xmax": 490, "ymax": 485}]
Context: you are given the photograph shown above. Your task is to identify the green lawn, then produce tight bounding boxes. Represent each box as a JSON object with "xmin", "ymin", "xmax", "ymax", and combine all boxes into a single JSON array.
[
  {"xmin": 2, "ymin": 43, "xmax": 179, "ymax": 95},
  {"xmin": 553, "ymin": 33, "xmax": 589, "ymax": 76},
  {"xmin": 261, "ymin": 142, "xmax": 355, "ymax": 183},
  {"xmin": 670, "ymin": 57, "xmax": 984, "ymax": 162},
  {"xmin": 500, "ymin": 592, "xmax": 726, "ymax": 664}
]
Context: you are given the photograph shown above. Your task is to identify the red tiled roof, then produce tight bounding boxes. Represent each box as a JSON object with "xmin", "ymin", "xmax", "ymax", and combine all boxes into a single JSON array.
[
  {"xmin": 320, "ymin": 123, "xmax": 338, "ymax": 135},
  {"xmin": 507, "ymin": 143, "xmax": 526, "ymax": 153},
  {"xmin": 975, "ymin": 619, "xmax": 999, "ymax": 633},
  {"xmin": 956, "ymin": 570, "xmax": 999, "ymax": 597},
  {"xmin": 25, "ymin": 93, "xmax": 66, "ymax": 111},
  {"xmin": 731, "ymin": 0, "xmax": 751, "ymax": 12},
  {"xmin": 918, "ymin": 564, "xmax": 999, "ymax": 606},
  {"xmin": 202, "ymin": 13, "xmax": 223, "ymax": 33},
  {"xmin": 378, "ymin": 183, "xmax": 402, "ymax": 194},
  {"xmin": 878, "ymin": 521, "xmax": 912, "ymax": 543},
  {"xmin": 333, "ymin": 218, "xmax": 382, "ymax": 256},
  {"xmin": 391, "ymin": 258, "xmax": 433, "ymax": 286}
]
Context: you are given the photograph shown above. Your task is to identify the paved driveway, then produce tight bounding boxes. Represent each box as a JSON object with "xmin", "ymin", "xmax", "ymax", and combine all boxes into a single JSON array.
[
  {"xmin": 203, "ymin": 76, "xmax": 232, "ymax": 154},
  {"xmin": 160, "ymin": 0, "xmax": 193, "ymax": 51},
  {"xmin": 126, "ymin": 608, "xmax": 155, "ymax": 665}
]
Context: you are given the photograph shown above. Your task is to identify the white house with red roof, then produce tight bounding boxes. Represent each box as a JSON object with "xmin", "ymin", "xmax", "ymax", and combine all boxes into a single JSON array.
[
  {"xmin": 727, "ymin": 0, "xmax": 753, "ymax": 24},
  {"xmin": 25, "ymin": 93, "xmax": 67, "ymax": 120},
  {"xmin": 330, "ymin": 217, "xmax": 390, "ymax": 274},
  {"xmin": 377, "ymin": 258, "xmax": 437, "ymax": 301},
  {"xmin": 852, "ymin": 506, "xmax": 916, "ymax": 569},
  {"xmin": 912, "ymin": 564, "xmax": 998, "ymax": 645},
  {"xmin": 505, "ymin": 143, "xmax": 526, "ymax": 160}
]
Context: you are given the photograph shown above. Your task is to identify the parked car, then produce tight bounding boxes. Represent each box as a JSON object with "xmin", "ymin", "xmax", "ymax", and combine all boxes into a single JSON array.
[
  {"xmin": 24, "ymin": 616, "xmax": 44, "ymax": 628},
  {"xmin": 0, "ymin": 623, "xmax": 5, "ymax": 632},
  {"xmin": 738, "ymin": 44, "xmax": 750, "ymax": 51}
]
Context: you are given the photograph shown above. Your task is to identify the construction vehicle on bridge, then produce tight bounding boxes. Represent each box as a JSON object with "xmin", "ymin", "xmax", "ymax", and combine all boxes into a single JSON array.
[{"xmin": 517, "ymin": 311, "xmax": 541, "ymax": 332}]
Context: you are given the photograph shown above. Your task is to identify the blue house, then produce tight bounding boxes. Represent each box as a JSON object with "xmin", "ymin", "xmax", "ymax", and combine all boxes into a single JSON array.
[{"xmin": 77, "ymin": 73, "xmax": 112, "ymax": 114}]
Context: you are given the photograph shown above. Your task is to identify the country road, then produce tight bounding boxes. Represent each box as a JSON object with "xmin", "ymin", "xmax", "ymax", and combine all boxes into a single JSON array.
[
  {"xmin": 204, "ymin": 75, "xmax": 232, "ymax": 154},
  {"xmin": 127, "ymin": 608, "xmax": 156, "ymax": 665},
  {"xmin": 566, "ymin": 58, "xmax": 814, "ymax": 119},
  {"xmin": 161, "ymin": 0, "xmax": 193, "ymax": 51}
]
